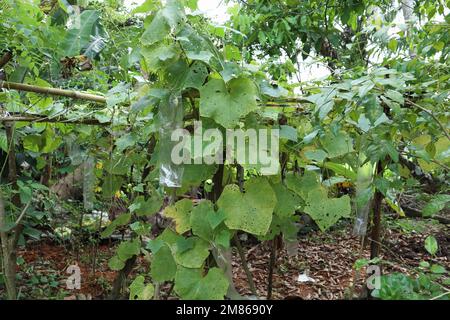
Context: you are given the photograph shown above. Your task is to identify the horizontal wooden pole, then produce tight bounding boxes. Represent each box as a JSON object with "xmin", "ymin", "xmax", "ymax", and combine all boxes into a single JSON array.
[
  {"xmin": 0, "ymin": 81, "xmax": 310, "ymax": 105},
  {"xmin": 0, "ymin": 116, "xmax": 109, "ymax": 125},
  {"xmin": 0, "ymin": 81, "xmax": 107, "ymax": 104}
]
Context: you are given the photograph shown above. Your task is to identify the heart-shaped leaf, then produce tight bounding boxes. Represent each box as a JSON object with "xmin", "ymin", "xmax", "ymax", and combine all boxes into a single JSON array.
[
  {"xmin": 200, "ymin": 77, "xmax": 258, "ymax": 128},
  {"xmin": 217, "ymin": 177, "xmax": 276, "ymax": 236},
  {"xmin": 304, "ymin": 189, "xmax": 351, "ymax": 231}
]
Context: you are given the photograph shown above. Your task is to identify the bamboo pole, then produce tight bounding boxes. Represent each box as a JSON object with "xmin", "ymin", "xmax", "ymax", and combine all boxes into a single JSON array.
[
  {"xmin": 0, "ymin": 116, "xmax": 109, "ymax": 125},
  {"xmin": 0, "ymin": 80, "xmax": 312, "ymax": 107},
  {"xmin": 0, "ymin": 81, "xmax": 107, "ymax": 104}
]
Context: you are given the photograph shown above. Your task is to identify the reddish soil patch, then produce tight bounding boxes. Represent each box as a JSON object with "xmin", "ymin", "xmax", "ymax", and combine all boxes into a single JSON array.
[{"xmin": 17, "ymin": 242, "xmax": 117, "ymax": 299}]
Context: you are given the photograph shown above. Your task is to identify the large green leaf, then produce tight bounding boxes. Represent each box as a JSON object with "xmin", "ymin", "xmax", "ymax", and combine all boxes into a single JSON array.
[
  {"xmin": 164, "ymin": 199, "xmax": 193, "ymax": 234},
  {"xmin": 424, "ymin": 235, "xmax": 438, "ymax": 255},
  {"xmin": 101, "ymin": 175, "xmax": 123, "ymax": 199},
  {"xmin": 129, "ymin": 276, "xmax": 155, "ymax": 300},
  {"xmin": 304, "ymin": 149, "xmax": 328, "ymax": 162},
  {"xmin": 150, "ymin": 244, "xmax": 177, "ymax": 282},
  {"xmin": 22, "ymin": 128, "xmax": 62, "ymax": 154},
  {"xmin": 305, "ymin": 88, "xmax": 337, "ymax": 119},
  {"xmin": 217, "ymin": 177, "xmax": 276, "ymax": 236},
  {"xmin": 140, "ymin": 0, "xmax": 185, "ymax": 46},
  {"xmin": 285, "ymin": 171, "xmax": 321, "ymax": 200},
  {"xmin": 184, "ymin": 61, "xmax": 209, "ymax": 90},
  {"xmin": 190, "ymin": 200, "xmax": 215, "ymax": 241},
  {"xmin": 323, "ymin": 162, "xmax": 357, "ymax": 181},
  {"xmin": 304, "ymin": 190, "xmax": 351, "ymax": 231},
  {"xmin": 422, "ymin": 194, "xmax": 450, "ymax": 217},
  {"xmin": 23, "ymin": 135, "xmax": 41, "ymax": 153},
  {"xmin": 177, "ymin": 25, "xmax": 216, "ymax": 64},
  {"xmin": 173, "ymin": 236, "xmax": 210, "ymax": 268},
  {"xmin": 117, "ymin": 239, "xmax": 141, "ymax": 261},
  {"xmin": 141, "ymin": 43, "xmax": 179, "ymax": 73},
  {"xmin": 140, "ymin": 13, "xmax": 170, "ymax": 46},
  {"xmin": 108, "ymin": 255, "xmax": 125, "ymax": 271},
  {"xmin": 158, "ymin": 228, "xmax": 180, "ymax": 247},
  {"xmin": 101, "ymin": 213, "xmax": 131, "ymax": 238},
  {"xmin": 174, "ymin": 267, "xmax": 229, "ymax": 300},
  {"xmin": 200, "ymin": 78, "xmax": 258, "ymax": 128},
  {"xmin": 272, "ymin": 182, "xmax": 303, "ymax": 217},
  {"xmin": 61, "ymin": 10, "xmax": 101, "ymax": 56},
  {"xmin": 177, "ymin": 164, "xmax": 218, "ymax": 195},
  {"xmin": 321, "ymin": 132, "xmax": 354, "ymax": 158},
  {"xmin": 130, "ymin": 193, "xmax": 163, "ymax": 217}
]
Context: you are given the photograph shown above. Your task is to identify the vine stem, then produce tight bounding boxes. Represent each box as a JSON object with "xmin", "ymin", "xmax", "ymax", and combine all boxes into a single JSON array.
[
  {"xmin": 233, "ymin": 234, "xmax": 257, "ymax": 296},
  {"xmin": 267, "ymin": 238, "xmax": 277, "ymax": 300}
]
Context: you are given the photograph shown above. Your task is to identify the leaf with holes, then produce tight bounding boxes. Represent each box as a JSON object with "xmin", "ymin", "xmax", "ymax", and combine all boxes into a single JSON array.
[
  {"xmin": 217, "ymin": 177, "xmax": 276, "ymax": 236},
  {"xmin": 285, "ymin": 171, "xmax": 321, "ymax": 200},
  {"xmin": 184, "ymin": 61, "xmax": 209, "ymax": 90},
  {"xmin": 129, "ymin": 276, "xmax": 154, "ymax": 300},
  {"xmin": 304, "ymin": 189, "xmax": 351, "ymax": 231}
]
